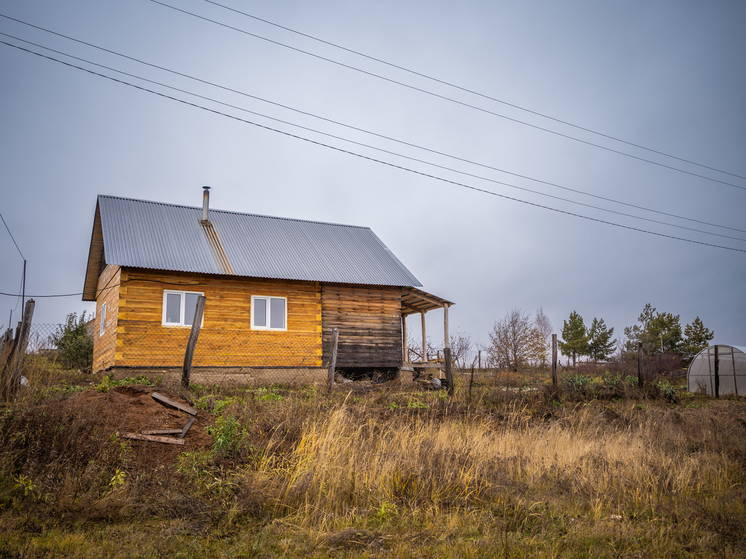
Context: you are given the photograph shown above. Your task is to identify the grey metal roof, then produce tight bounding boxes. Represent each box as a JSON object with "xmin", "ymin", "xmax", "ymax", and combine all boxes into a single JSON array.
[{"xmin": 93, "ymin": 194, "xmax": 421, "ymax": 287}]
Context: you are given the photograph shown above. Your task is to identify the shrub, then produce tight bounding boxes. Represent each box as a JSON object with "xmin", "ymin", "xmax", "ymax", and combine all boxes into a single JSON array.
[{"xmin": 51, "ymin": 312, "xmax": 93, "ymax": 370}]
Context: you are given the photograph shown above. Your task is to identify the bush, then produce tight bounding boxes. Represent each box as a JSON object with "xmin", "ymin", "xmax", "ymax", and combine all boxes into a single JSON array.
[{"xmin": 51, "ymin": 312, "xmax": 93, "ymax": 370}]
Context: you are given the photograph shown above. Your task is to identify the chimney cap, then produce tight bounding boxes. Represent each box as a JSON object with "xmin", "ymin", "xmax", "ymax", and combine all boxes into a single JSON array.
[{"xmin": 203, "ymin": 185, "xmax": 211, "ymax": 191}]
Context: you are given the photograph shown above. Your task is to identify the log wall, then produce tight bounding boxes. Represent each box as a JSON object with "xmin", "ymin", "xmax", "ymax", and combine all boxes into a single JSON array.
[
  {"xmin": 94, "ymin": 268, "xmax": 323, "ymax": 371},
  {"xmin": 321, "ymin": 284, "xmax": 403, "ymax": 368},
  {"xmin": 92, "ymin": 264, "xmax": 121, "ymax": 371}
]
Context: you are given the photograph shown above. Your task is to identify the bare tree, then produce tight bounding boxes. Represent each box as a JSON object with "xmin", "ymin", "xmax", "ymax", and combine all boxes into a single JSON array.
[
  {"xmin": 488, "ymin": 309, "xmax": 541, "ymax": 372},
  {"xmin": 533, "ymin": 307, "xmax": 552, "ymax": 368}
]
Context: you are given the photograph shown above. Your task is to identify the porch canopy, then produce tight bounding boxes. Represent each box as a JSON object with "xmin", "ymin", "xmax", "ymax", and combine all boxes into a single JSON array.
[{"xmin": 400, "ymin": 287, "xmax": 454, "ymax": 365}]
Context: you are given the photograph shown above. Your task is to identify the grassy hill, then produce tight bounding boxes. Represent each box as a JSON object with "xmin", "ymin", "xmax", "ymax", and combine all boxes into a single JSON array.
[{"xmin": 1, "ymin": 362, "xmax": 745, "ymax": 558}]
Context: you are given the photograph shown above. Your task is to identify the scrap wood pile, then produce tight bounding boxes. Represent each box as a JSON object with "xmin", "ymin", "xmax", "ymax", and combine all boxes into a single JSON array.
[{"xmin": 77, "ymin": 385, "xmax": 214, "ymax": 470}]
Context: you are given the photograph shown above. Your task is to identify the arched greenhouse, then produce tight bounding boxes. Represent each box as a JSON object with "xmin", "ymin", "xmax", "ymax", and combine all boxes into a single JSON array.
[{"xmin": 687, "ymin": 345, "xmax": 746, "ymax": 396}]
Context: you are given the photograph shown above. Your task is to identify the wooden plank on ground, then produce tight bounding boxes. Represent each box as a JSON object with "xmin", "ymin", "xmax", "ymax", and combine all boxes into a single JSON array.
[
  {"xmin": 152, "ymin": 392, "xmax": 198, "ymax": 415},
  {"xmin": 118, "ymin": 431, "xmax": 185, "ymax": 445},
  {"xmin": 178, "ymin": 417, "xmax": 196, "ymax": 439},
  {"xmin": 141, "ymin": 428, "xmax": 183, "ymax": 435}
]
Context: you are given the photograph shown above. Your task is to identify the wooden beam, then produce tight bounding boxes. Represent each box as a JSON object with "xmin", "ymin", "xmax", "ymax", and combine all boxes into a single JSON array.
[
  {"xmin": 444, "ymin": 303, "xmax": 450, "ymax": 350},
  {"xmin": 118, "ymin": 432, "xmax": 185, "ymax": 445},
  {"xmin": 152, "ymin": 392, "xmax": 198, "ymax": 416},
  {"xmin": 421, "ymin": 310, "xmax": 427, "ymax": 363},
  {"xmin": 327, "ymin": 327, "xmax": 339, "ymax": 393},
  {"xmin": 402, "ymin": 314, "xmax": 408, "ymax": 363}
]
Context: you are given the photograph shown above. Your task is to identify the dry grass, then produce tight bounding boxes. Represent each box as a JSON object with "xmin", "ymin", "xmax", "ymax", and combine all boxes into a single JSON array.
[{"xmin": 1, "ymin": 365, "xmax": 745, "ymax": 557}]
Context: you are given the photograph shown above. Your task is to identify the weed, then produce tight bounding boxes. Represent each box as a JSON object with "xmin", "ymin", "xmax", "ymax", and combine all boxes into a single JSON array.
[
  {"xmin": 96, "ymin": 374, "xmax": 153, "ymax": 393},
  {"xmin": 206, "ymin": 414, "xmax": 245, "ymax": 458}
]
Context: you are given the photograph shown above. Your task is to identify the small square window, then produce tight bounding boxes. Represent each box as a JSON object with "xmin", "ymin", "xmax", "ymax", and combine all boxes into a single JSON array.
[
  {"xmin": 162, "ymin": 290, "xmax": 204, "ymax": 327},
  {"xmin": 251, "ymin": 296, "xmax": 286, "ymax": 331}
]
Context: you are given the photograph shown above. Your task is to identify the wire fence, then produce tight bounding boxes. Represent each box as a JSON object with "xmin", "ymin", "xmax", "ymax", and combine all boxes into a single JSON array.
[{"xmin": 15, "ymin": 323, "xmax": 676, "ymax": 392}]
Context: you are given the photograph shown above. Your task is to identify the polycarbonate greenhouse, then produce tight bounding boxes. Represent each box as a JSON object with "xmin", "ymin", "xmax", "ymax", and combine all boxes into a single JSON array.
[{"xmin": 687, "ymin": 345, "xmax": 746, "ymax": 396}]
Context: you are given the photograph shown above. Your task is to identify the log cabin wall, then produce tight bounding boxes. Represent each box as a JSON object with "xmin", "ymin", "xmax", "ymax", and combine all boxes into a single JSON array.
[
  {"xmin": 96, "ymin": 267, "xmax": 322, "ymax": 371},
  {"xmin": 321, "ymin": 284, "xmax": 403, "ymax": 369},
  {"xmin": 92, "ymin": 264, "xmax": 121, "ymax": 371}
]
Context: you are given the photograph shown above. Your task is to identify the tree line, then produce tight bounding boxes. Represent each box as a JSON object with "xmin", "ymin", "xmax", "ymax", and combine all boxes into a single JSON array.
[{"xmin": 441, "ymin": 304, "xmax": 715, "ymax": 372}]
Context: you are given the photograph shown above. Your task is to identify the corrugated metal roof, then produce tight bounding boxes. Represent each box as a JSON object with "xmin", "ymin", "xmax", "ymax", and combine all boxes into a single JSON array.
[{"xmin": 96, "ymin": 195, "xmax": 421, "ymax": 287}]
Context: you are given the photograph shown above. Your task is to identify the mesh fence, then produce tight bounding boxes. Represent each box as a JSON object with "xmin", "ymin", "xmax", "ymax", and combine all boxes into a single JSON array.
[{"xmin": 13, "ymin": 324, "xmax": 662, "ymax": 392}]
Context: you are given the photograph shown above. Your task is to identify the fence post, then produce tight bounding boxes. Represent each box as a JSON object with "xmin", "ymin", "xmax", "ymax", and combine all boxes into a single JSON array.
[
  {"xmin": 444, "ymin": 347, "xmax": 454, "ymax": 396},
  {"xmin": 551, "ymin": 334, "xmax": 558, "ymax": 387},
  {"xmin": 4, "ymin": 299, "xmax": 34, "ymax": 400},
  {"xmin": 714, "ymin": 345, "xmax": 720, "ymax": 398},
  {"xmin": 327, "ymin": 327, "xmax": 339, "ymax": 394},
  {"xmin": 637, "ymin": 341, "xmax": 644, "ymax": 390},
  {"xmin": 182, "ymin": 295, "xmax": 206, "ymax": 389}
]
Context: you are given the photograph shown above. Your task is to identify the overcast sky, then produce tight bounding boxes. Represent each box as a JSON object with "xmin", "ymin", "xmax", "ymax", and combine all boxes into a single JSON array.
[{"xmin": 1, "ymin": 0, "xmax": 744, "ymax": 355}]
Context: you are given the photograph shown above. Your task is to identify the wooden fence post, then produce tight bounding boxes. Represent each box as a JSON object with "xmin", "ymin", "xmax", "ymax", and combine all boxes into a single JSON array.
[
  {"xmin": 444, "ymin": 346, "xmax": 454, "ymax": 396},
  {"xmin": 5, "ymin": 299, "xmax": 34, "ymax": 400},
  {"xmin": 551, "ymin": 334, "xmax": 558, "ymax": 387},
  {"xmin": 327, "ymin": 327, "xmax": 339, "ymax": 393},
  {"xmin": 637, "ymin": 341, "xmax": 644, "ymax": 390},
  {"xmin": 714, "ymin": 345, "xmax": 720, "ymax": 399},
  {"xmin": 182, "ymin": 296, "xmax": 206, "ymax": 389}
]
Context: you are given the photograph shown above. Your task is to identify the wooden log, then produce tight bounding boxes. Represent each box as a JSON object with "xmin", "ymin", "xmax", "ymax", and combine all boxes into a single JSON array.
[
  {"xmin": 182, "ymin": 295, "xmax": 206, "ymax": 388},
  {"xmin": 118, "ymin": 432, "xmax": 185, "ymax": 445},
  {"xmin": 151, "ymin": 392, "xmax": 198, "ymax": 416}
]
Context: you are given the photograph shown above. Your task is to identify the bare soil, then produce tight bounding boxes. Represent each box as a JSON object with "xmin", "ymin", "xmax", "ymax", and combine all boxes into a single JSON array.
[{"xmin": 76, "ymin": 385, "xmax": 214, "ymax": 472}]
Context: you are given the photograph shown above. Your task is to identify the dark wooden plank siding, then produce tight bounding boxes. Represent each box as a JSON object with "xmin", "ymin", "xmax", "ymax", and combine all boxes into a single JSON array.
[{"xmin": 321, "ymin": 284, "xmax": 403, "ymax": 368}]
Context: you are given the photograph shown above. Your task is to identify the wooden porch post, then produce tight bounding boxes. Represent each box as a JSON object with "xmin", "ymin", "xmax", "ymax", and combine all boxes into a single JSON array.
[
  {"xmin": 402, "ymin": 314, "xmax": 409, "ymax": 363},
  {"xmin": 444, "ymin": 303, "xmax": 450, "ymax": 350},
  {"xmin": 421, "ymin": 310, "xmax": 427, "ymax": 363}
]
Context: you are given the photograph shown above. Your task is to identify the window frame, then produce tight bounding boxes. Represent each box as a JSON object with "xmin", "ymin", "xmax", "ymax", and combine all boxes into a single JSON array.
[
  {"xmin": 99, "ymin": 302, "xmax": 107, "ymax": 336},
  {"xmin": 251, "ymin": 295, "xmax": 287, "ymax": 331},
  {"xmin": 162, "ymin": 290, "xmax": 205, "ymax": 327}
]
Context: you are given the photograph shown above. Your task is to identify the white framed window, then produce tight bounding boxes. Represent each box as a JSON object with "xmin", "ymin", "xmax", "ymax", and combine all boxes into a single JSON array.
[
  {"xmin": 99, "ymin": 302, "xmax": 107, "ymax": 336},
  {"xmin": 251, "ymin": 296, "xmax": 286, "ymax": 331},
  {"xmin": 162, "ymin": 290, "xmax": 204, "ymax": 327}
]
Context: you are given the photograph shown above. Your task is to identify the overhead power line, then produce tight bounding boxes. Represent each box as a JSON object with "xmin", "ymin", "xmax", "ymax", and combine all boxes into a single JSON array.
[
  {"xmin": 149, "ymin": 0, "xmax": 746, "ymax": 193},
  {"xmin": 0, "ymin": 18, "xmax": 743, "ymax": 238},
  {"xmin": 1, "ymin": 38, "xmax": 744, "ymax": 255},
  {"xmin": 3, "ymin": 32, "xmax": 745, "ymax": 245},
  {"xmin": 204, "ymin": 0, "xmax": 746, "ymax": 184}
]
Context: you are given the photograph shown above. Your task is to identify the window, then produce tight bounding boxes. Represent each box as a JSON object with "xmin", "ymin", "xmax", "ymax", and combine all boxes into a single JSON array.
[
  {"xmin": 162, "ymin": 290, "xmax": 204, "ymax": 327},
  {"xmin": 251, "ymin": 296, "xmax": 286, "ymax": 330},
  {"xmin": 100, "ymin": 302, "xmax": 106, "ymax": 336}
]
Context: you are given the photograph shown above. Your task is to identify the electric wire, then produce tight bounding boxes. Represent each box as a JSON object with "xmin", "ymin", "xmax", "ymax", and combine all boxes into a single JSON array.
[
  {"xmin": 205, "ymin": 0, "xmax": 746, "ymax": 183},
  {"xmin": 149, "ymin": 0, "xmax": 746, "ymax": 192},
  {"xmin": 1, "ymin": 213, "xmax": 25, "ymax": 260},
  {"xmin": 3, "ymin": 32, "xmax": 745, "ymax": 244},
  {"xmin": 1, "ymin": 38, "xmax": 744, "ymax": 255},
  {"xmin": 0, "ymin": 20, "xmax": 743, "ymax": 237}
]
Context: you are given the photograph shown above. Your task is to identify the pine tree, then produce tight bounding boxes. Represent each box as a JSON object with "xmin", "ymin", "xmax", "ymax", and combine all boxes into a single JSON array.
[
  {"xmin": 587, "ymin": 317, "xmax": 616, "ymax": 362},
  {"xmin": 681, "ymin": 317, "xmax": 714, "ymax": 366},
  {"xmin": 558, "ymin": 311, "xmax": 588, "ymax": 366}
]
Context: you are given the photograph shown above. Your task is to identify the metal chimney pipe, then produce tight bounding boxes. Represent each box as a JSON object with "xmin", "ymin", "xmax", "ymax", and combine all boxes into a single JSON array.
[{"xmin": 202, "ymin": 186, "xmax": 211, "ymax": 221}]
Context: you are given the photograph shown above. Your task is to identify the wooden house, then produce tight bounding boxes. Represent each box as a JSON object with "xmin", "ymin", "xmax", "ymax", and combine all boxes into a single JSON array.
[{"xmin": 83, "ymin": 189, "xmax": 453, "ymax": 377}]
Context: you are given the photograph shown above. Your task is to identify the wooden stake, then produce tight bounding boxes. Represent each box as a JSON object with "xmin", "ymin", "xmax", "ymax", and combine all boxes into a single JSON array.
[
  {"xmin": 552, "ymin": 334, "xmax": 558, "ymax": 387},
  {"xmin": 5, "ymin": 299, "xmax": 34, "ymax": 400},
  {"xmin": 182, "ymin": 295, "xmax": 206, "ymax": 388},
  {"xmin": 637, "ymin": 342, "xmax": 644, "ymax": 389},
  {"xmin": 444, "ymin": 347, "xmax": 454, "ymax": 396},
  {"xmin": 327, "ymin": 327, "xmax": 339, "ymax": 393}
]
